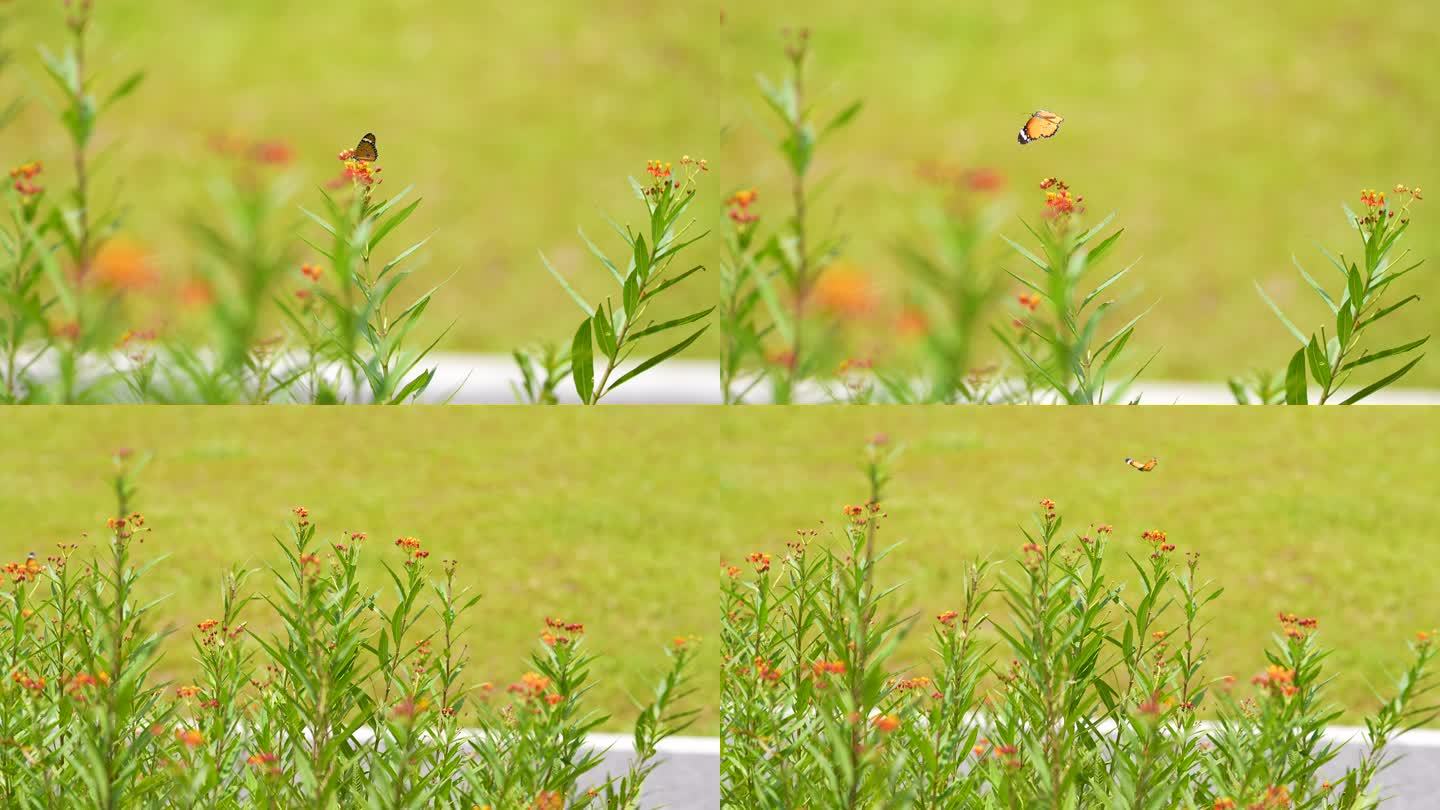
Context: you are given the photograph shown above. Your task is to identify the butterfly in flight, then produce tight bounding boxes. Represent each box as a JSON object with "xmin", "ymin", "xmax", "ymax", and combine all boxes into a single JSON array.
[
  {"xmin": 1124, "ymin": 457, "xmax": 1158, "ymax": 472},
  {"xmin": 352, "ymin": 132, "xmax": 378, "ymax": 163},
  {"xmin": 1017, "ymin": 110, "xmax": 1064, "ymax": 144}
]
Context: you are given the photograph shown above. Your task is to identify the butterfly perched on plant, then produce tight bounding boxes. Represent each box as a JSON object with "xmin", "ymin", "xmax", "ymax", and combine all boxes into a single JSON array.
[
  {"xmin": 1017, "ymin": 110, "xmax": 1063, "ymax": 144},
  {"xmin": 1124, "ymin": 457, "xmax": 1158, "ymax": 472},
  {"xmin": 352, "ymin": 132, "xmax": 378, "ymax": 162}
]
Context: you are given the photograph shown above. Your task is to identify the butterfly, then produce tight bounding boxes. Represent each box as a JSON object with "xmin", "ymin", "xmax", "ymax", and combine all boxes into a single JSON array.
[
  {"xmin": 353, "ymin": 132, "xmax": 378, "ymax": 163},
  {"xmin": 1017, "ymin": 110, "xmax": 1064, "ymax": 144},
  {"xmin": 1124, "ymin": 457, "xmax": 1158, "ymax": 472}
]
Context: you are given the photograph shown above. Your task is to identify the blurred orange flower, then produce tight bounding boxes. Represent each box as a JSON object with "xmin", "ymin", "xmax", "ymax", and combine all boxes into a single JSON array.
[
  {"xmin": 814, "ymin": 264, "xmax": 875, "ymax": 319},
  {"xmin": 93, "ymin": 238, "xmax": 158, "ymax": 291}
]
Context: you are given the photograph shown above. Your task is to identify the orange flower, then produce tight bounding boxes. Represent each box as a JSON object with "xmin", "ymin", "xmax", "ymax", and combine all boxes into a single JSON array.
[
  {"xmin": 1360, "ymin": 189, "xmax": 1385, "ymax": 209},
  {"xmin": 937, "ymin": 610, "xmax": 959, "ymax": 627},
  {"xmin": 813, "ymin": 264, "xmax": 875, "ymax": 319},
  {"xmin": 530, "ymin": 791, "xmax": 564, "ymax": 810},
  {"xmin": 746, "ymin": 552, "xmax": 771, "ymax": 574},
  {"xmin": 871, "ymin": 714, "xmax": 900, "ymax": 733},
  {"xmin": 301, "ymin": 263, "xmax": 322, "ymax": 282},
  {"xmin": 1017, "ymin": 292, "xmax": 1041, "ymax": 311},
  {"xmin": 250, "ymin": 140, "xmax": 294, "ymax": 166},
  {"xmin": 93, "ymin": 238, "xmax": 158, "ymax": 291},
  {"xmin": 727, "ymin": 188, "xmax": 759, "ymax": 224},
  {"xmin": 175, "ymin": 728, "xmax": 205, "ymax": 748},
  {"xmin": 964, "ymin": 167, "xmax": 1005, "ymax": 192},
  {"xmin": 1214, "ymin": 800, "xmax": 1237, "ymax": 810},
  {"xmin": 896, "ymin": 307, "xmax": 928, "ymax": 339}
]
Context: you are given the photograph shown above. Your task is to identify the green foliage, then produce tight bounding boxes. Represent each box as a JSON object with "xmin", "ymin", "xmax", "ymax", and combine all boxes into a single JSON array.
[
  {"xmin": 533, "ymin": 158, "xmax": 713, "ymax": 404},
  {"xmin": 0, "ymin": 457, "xmax": 699, "ymax": 808},
  {"xmin": 722, "ymin": 442, "xmax": 1439, "ymax": 808},
  {"xmin": 721, "ymin": 29, "xmax": 862, "ymax": 404},
  {"xmin": 879, "ymin": 169, "xmax": 1010, "ymax": 403},
  {"xmin": 994, "ymin": 179, "xmax": 1155, "ymax": 404},
  {"xmin": 1249, "ymin": 188, "xmax": 1428, "ymax": 404}
]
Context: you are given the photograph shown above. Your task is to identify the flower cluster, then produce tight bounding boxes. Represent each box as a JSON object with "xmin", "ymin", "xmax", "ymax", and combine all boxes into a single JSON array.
[
  {"xmin": 1278, "ymin": 612, "xmax": 1318, "ymax": 640},
  {"xmin": 1039, "ymin": 177, "xmax": 1084, "ymax": 220},
  {"xmin": 727, "ymin": 188, "xmax": 759, "ymax": 225},
  {"xmin": 1141, "ymin": 528, "xmax": 1176, "ymax": 557},
  {"xmin": 9, "ymin": 161, "xmax": 43, "ymax": 199},
  {"xmin": 541, "ymin": 616, "xmax": 584, "ymax": 647}
]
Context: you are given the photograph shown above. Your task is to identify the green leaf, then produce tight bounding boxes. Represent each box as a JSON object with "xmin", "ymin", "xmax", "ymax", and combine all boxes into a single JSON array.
[
  {"xmin": 622, "ymin": 271, "xmax": 641, "ymax": 316},
  {"xmin": 630, "ymin": 306, "xmax": 714, "ymax": 340},
  {"xmin": 1340, "ymin": 337, "xmax": 1428, "ymax": 371},
  {"xmin": 368, "ymin": 198, "xmax": 422, "ymax": 252},
  {"xmin": 606, "ymin": 325, "xmax": 709, "ymax": 393},
  {"xmin": 1255, "ymin": 282, "xmax": 1307, "ymax": 346},
  {"xmin": 1284, "ymin": 347, "xmax": 1308, "ymax": 404},
  {"xmin": 102, "ymin": 71, "xmax": 146, "ymax": 111},
  {"xmin": 593, "ymin": 308, "xmax": 618, "ymax": 360},
  {"xmin": 1079, "ymin": 258, "xmax": 1138, "ymax": 313},
  {"xmin": 820, "ymin": 100, "xmax": 863, "ymax": 140},
  {"xmin": 579, "ymin": 227, "xmax": 625, "ymax": 285},
  {"xmin": 387, "ymin": 368, "xmax": 435, "ymax": 404},
  {"xmin": 1340, "ymin": 354, "xmax": 1425, "ymax": 404},
  {"xmin": 1336, "ymin": 302, "xmax": 1354, "ymax": 345},
  {"xmin": 571, "ymin": 319, "xmax": 594, "ymax": 404},
  {"xmin": 1366, "ymin": 294, "xmax": 1420, "ymax": 326},
  {"xmin": 540, "ymin": 251, "xmax": 594, "ymax": 316},
  {"xmin": 1292, "ymin": 255, "xmax": 1338, "ymax": 314},
  {"xmin": 1083, "ymin": 228, "xmax": 1125, "ymax": 269},
  {"xmin": 1346, "ymin": 265, "xmax": 1365, "ymax": 309},
  {"xmin": 646, "ymin": 263, "xmax": 706, "ymax": 299},
  {"xmin": 632, "ymin": 234, "xmax": 650, "ymax": 282},
  {"xmin": 1305, "ymin": 335, "xmax": 1332, "ymax": 389},
  {"xmin": 1001, "ymin": 234, "xmax": 1049, "ymax": 272}
]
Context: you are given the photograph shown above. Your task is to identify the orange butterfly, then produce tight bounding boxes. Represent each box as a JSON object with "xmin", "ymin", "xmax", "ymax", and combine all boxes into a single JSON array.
[
  {"xmin": 1124, "ymin": 457, "xmax": 1158, "ymax": 472},
  {"xmin": 1017, "ymin": 110, "xmax": 1064, "ymax": 144},
  {"xmin": 353, "ymin": 132, "xmax": 378, "ymax": 163}
]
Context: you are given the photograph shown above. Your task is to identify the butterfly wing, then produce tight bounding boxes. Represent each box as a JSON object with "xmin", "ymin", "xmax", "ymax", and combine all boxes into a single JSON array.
[
  {"xmin": 1017, "ymin": 111, "xmax": 1063, "ymax": 144},
  {"xmin": 1142, "ymin": 459, "xmax": 1158, "ymax": 471},
  {"xmin": 353, "ymin": 132, "xmax": 378, "ymax": 162}
]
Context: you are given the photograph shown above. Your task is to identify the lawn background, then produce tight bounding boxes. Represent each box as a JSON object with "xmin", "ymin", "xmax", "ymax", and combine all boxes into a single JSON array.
[
  {"xmin": 2, "ymin": 1, "xmax": 1436, "ymax": 385},
  {"xmin": 2, "ymin": 407, "xmax": 1438, "ymax": 731}
]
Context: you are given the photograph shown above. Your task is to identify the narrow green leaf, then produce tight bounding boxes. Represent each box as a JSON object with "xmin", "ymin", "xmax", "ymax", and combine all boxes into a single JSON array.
[
  {"xmin": 1292, "ymin": 255, "xmax": 1338, "ymax": 314},
  {"xmin": 1340, "ymin": 337, "xmax": 1428, "ymax": 371},
  {"xmin": 606, "ymin": 326, "xmax": 709, "ymax": 393},
  {"xmin": 540, "ymin": 250, "xmax": 594, "ymax": 316},
  {"xmin": 820, "ymin": 100, "xmax": 863, "ymax": 140},
  {"xmin": 570, "ymin": 319, "xmax": 594, "ymax": 404},
  {"xmin": 1284, "ymin": 347, "xmax": 1308, "ymax": 404},
  {"xmin": 1305, "ymin": 335, "xmax": 1332, "ymax": 388},
  {"xmin": 593, "ymin": 308, "xmax": 618, "ymax": 360},
  {"xmin": 630, "ymin": 306, "xmax": 714, "ymax": 340},
  {"xmin": 368, "ymin": 198, "xmax": 421, "ymax": 252},
  {"xmin": 1001, "ymin": 234, "xmax": 1049, "ymax": 272},
  {"xmin": 1340, "ymin": 354, "xmax": 1425, "ymax": 404},
  {"xmin": 1255, "ymin": 282, "xmax": 1307, "ymax": 346}
]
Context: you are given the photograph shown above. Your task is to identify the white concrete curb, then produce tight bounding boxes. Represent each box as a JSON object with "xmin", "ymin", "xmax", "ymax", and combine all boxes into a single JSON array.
[{"xmin": 425, "ymin": 352, "xmax": 1440, "ymax": 404}]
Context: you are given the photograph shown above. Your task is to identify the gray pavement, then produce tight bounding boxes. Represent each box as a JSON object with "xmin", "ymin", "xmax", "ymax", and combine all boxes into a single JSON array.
[{"xmin": 607, "ymin": 729, "xmax": 1440, "ymax": 809}]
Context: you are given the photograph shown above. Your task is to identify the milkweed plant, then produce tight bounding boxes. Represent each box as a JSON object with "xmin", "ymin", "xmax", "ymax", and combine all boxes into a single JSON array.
[
  {"xmin": 526, "ymin": 156, "xmax": 714, "ymax": 404},
  {"xmin": 721, "ymin": 438, "xmax": 1438, "ymax": 808},
  {"xmin": 0, "ymin": 451, "xmax": 700, "ymax": 807},
  {"xmin": 720, "ymin": 28, "xmax": 863, "ymax": 405},
  {"xmin": 1241, "ymin": 186, "xmax": 1427, "ymax": 405}
]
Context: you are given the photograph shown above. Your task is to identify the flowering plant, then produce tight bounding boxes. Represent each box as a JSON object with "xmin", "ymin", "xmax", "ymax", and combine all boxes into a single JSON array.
[
  {"xmin": 722, "ymin": 440, "xmax": 1437, "ymax": 808},
  {"xmin": 0, "ymin": 454, "xmax": 699, "ymax": 807},
  {"xmin": 720, "ymin": 29, "xmax": 863, "ymax": 404},
  {"xmin": 1245, "ymin": 186, "xmax": 1427, "ymax": 404},
  {"xmin": 534, "ymin": 156, "xmax": 714, "ymax": 404}
]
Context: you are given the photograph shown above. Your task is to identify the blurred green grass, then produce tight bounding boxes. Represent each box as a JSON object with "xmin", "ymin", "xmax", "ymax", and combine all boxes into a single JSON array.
[
  {"xmin": 2, "ymin": 408, "xmax": 1437, "ymax": 729},
  {"xmin": 3, "ymin": 1, "xmax": 1436, "ymax": 385}
]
